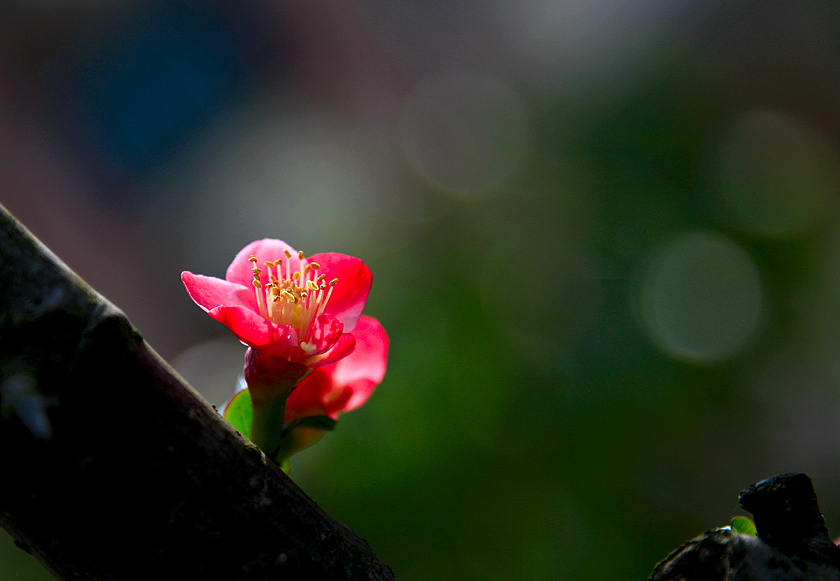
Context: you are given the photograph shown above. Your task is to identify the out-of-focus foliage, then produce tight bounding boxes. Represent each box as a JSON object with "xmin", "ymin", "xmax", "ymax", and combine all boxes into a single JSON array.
[{"xmin": 4, "ymin": 1, "xmax": 840, "ymax": 579}]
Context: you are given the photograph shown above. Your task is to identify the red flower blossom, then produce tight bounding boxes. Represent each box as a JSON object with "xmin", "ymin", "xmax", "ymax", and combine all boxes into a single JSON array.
[
  {"xmin": 181, "ymin": 239, "xmax": 372, "ymax": 369},
  {"xmin": 184, "ymin": 238, "xmax": 387, "ymax": 463}
]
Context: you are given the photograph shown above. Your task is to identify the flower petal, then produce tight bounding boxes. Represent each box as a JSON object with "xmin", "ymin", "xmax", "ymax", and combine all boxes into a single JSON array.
[
  {"xmin": 286, "ymin": 316, "xmax": 388, "ymax": 420},
  {"xmin": 225, "ymin": 239, "xmax": 300, "ymax": 287},
  {"xmin": 303, "ymin": 314, "xmax": 344, "ymax": 353},
  {"xmin": 309, "ymin": 252, "xmax": 372, "ymax": 331},
  {"xmin": 326, "ymin": 316, "xmax": 388, "ymax": 412},
  {"xmin": 182, "ymin": 271, "xmax": 255, "ymax": 312},
  {"xmin": 205, "ymin": 305, "xmax": 275, "ymax": 347},
  {"xmin": 301, "ymin": 332, "xmax": 356, "ymax": 368}
]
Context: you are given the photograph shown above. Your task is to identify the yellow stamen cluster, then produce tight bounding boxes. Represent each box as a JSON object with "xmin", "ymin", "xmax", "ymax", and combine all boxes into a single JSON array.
[{"xmin": 249, "ymin": 250, "xmax": 338, "ymax": 343}]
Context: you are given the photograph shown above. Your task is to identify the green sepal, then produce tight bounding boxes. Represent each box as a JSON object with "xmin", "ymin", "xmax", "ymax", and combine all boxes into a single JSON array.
[
  {"xmin": 223, "ymin": 389, "xmax": 253, "ymax": 440},
  {"xmin": 731, "ymin": 515, "xmax": 757, "ymax": 536},
  {"xmin": 281, "ymin": 415, "xmax": 337, "ymax": 438}
]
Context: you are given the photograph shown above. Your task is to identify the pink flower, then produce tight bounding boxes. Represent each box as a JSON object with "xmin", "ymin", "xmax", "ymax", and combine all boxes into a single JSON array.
[
  {"xmin": 184, "ymin": 238, "xmax": 387, "ymax": 465},
  {"xmin": 181, "ymin": 239, "xmax": 372, "ymax": 369}
]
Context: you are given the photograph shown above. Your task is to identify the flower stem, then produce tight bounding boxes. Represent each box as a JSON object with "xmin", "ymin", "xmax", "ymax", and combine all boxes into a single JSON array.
[
  {"xmin": 250, "ymin": 397, "xmax": 287, "ymax": 459},
  {"xmin": 242, "ymin": 348, "xmax": 308, "ymax": 461},
  {"xmin": 272, "ymin": 436, "xmax": 297, "ymax": 469}
]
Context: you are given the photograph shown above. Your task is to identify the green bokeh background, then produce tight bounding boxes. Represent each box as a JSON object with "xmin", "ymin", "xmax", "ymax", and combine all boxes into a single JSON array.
[{"xmin": 5, "ymin": 1, "xmax": 840, "ymax": 579}]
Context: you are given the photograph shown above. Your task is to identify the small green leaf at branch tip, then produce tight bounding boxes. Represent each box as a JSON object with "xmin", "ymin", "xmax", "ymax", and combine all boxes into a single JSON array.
[
  {"xmin": 281, "ymin": 415, "xmax": 337, "ymax": 438},
  {"xmin": 223, "ymin": 389, "xmax": 252, "ymax": 440},
  {"xmin": 731, "ymin": 515, "xmax": 757, "ymax": 536}
]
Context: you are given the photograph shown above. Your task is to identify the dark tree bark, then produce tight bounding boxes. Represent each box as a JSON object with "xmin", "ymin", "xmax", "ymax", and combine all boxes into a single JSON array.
[
  {"xmin": 0, "ymin": 204, "xmax": 395, "ymax": 580},
  {"xmin": 650, "ymin": 473, "xmax": 840, "ymax": 580}
]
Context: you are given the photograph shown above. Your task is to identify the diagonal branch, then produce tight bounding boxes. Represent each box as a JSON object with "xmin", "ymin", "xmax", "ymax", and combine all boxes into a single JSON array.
[{"xmin": 0, "ymin": 204, "xmax": 395, "ymax": 580}]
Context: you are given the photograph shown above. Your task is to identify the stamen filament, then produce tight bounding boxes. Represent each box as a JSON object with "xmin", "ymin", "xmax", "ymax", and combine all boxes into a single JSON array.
[
  {"xmin": 250, "ymin": 257, "xmax": 268, "ymax": 318},
  {"xmin": 317, "ymin": 280, "xmax": 338, "ymax": 318}
]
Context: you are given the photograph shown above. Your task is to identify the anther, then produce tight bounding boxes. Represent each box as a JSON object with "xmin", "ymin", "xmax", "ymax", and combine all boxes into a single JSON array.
[{"xmin": 246, "ymin": 247, "xmax": 341, "ymax": 341}]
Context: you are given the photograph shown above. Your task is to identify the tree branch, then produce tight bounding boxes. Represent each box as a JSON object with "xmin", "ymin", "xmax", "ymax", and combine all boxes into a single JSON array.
[
  {"xmin": 0, "ymin": 204, "xmax": 395, "ymax": 580},
  {"xmin": 650, "ymin": 473, "xmax": 840, "ymax": 580}
]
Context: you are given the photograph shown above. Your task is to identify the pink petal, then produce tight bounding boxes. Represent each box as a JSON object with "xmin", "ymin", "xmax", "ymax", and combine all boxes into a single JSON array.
[
  {"xmin": 305, "ymin": 315, "xmax": 344, "ymax": 352},
  {"xmin": 225, "ymin": 239, "xmax": 300, "ymax": 287},
  {"xmin": 285, "ymin": 367, "xmax": 337, "ymax": 420},
  {"xmin": 308, "ymin": 252, "xmax": 372, "ymax": 331},
  {"xmin": 182, "ymin": 272, "xmax": 256, "ymax": 312},
  {"xmin": 286, "ymin": 316, "xmax": 388, "ymax": 420},
  {"xmin": 326, "ymin": 316, "xmax": 388, "ymax": 412},
  {"xmin": 206, "ymin": 305, "xmax": 275, "ymax": 347},
  {"xmin": 301, "ymin": 332, "xmax": 356, "ymax": 368}
]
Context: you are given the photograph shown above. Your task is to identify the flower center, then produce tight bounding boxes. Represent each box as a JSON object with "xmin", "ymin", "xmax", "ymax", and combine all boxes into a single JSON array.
[{"xmin": 249, "ymin": 250, "xmax": 338, "ymax": 343}]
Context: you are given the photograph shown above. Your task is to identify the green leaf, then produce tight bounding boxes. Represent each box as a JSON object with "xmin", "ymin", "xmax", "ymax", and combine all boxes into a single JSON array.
[
  {"xmin": 223, "ymin": 389, "xmax": 252, "ymax": 440},
  {"xmin": 281, "ymin": 415, "xmax": 337, "ymax": 437},
  {"xmin": 731, "ymin": 515, "xmax": 757, "ymax": 536}
]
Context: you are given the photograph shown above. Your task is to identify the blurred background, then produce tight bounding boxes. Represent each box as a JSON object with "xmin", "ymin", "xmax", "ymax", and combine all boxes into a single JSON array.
[{"xmin": 4, "ymin": 0, "xmax": 840, "ymax": 578}]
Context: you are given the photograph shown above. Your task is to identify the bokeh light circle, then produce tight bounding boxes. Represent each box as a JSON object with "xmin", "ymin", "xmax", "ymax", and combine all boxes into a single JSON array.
[
  {"xmin": 399, "ymin": 70, "xmax": 529, "ymax": 197},
  {"xmin": 639, "ymin": 231, "xmax": 765, "ymax": 364}
]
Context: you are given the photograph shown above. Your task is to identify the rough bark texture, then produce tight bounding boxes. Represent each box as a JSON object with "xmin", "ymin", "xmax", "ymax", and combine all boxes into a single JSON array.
[
  {"xmin": 0, "ymin": 204, "xmax": 395, "ymax": 580},
  {"xmin": 650, "ymin": 473, "xmax": 840, "ymax": 580}
]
